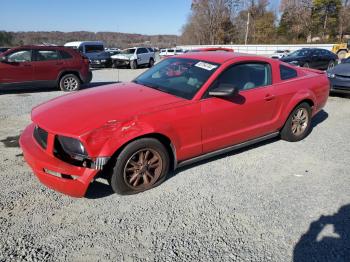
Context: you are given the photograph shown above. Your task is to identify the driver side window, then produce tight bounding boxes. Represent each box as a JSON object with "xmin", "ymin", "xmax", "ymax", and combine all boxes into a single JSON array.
[
  {"xmin": 210, "ymin": 62, "xmax": 271, "ymax": 92},
  {"xmin": 7, "ymin": 50, "xmax": 32, "ymax": 62}
]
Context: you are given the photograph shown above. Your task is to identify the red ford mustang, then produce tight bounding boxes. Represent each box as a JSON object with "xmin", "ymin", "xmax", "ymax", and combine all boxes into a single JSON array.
[{"xmin": 20, "ymin": 52, "xmax": 329, "ymax": 197}]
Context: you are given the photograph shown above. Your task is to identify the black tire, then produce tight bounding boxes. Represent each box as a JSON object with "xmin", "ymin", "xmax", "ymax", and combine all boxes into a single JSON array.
[
  {"xmin": 327, "ymin": 60, "xmax": 335, "ymax": 70},
  {"xmin": 281, "ymin": 102, "xmax": 312, "ymax": 142},
  {"xmin": 59, "ymin": 74, "xmax": 81, "ymax": 91},
  {"xmin": 148, "ymin": 58, "xmax": 155, "ymax": 68},
  {"xmin": 109, "ymin": 138, "xmax": 170, "ymax": 195},
  {"xmin": 130, "ymin": 60, "xmax": 138, "ymax": 69},
  {"xmin": 303, "ymin": 62, "xmax": 310, "ymax": 68}
]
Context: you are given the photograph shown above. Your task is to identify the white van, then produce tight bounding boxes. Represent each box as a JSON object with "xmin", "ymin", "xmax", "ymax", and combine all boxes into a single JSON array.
[{"xmin": 64, "ymin": 41, "xmax": 105, "ymax": 59}]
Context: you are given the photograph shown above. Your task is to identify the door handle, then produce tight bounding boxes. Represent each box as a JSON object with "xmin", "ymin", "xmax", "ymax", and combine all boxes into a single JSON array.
[
  {"xmin": 265, "ymin": 94, "xmax": 275, "ymax": 101},
  {"xmin": 56, "ymin": 62, "xmax": 64, "ymax": 65}
]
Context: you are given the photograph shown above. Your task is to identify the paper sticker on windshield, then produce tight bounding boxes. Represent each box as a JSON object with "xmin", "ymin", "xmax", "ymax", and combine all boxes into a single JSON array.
[{"xmin": 195, "ymin": 61, "xmax": 217, "ymax": 71}]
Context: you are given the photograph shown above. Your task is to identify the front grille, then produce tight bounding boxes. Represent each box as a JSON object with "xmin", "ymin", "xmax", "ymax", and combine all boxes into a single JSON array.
[{"xmin": 33, "ymin": 126, "xmax": 48, "ymax": 149}]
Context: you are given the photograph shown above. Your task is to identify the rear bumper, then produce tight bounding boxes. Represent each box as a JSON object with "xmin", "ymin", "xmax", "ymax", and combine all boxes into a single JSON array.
[
  {"xmin": 329, "ymin": 78, "xmax": 350, "ymax": 93},
  {"xmin": 19, "ymin": 123, "xmax": 98, "ymax": 198}
]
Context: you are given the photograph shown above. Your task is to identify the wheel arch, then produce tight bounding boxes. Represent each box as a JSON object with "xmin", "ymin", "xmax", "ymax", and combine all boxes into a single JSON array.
[
  {"xmin": 57, "ymin": 70, "xmax": 83, "ymax": 84},
  {"xmin": 107, "ymin": 132, "xmax": 177, "ymax": 172},
  {"xmin": 279, "ymin": 94, "xmax": 315, "ymax": 130}
]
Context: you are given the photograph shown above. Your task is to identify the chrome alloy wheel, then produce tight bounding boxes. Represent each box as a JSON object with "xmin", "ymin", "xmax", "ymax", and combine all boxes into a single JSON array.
[
  {"xmin": 291, "ymin": 108, "xmax": 309, "ymax": 136},
  {"xmin": 63, "ymin": 77, "xmax": 79, "ymax": 91}
]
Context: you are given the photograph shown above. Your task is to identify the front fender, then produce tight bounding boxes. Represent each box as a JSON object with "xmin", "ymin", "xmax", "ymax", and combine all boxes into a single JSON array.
[{"xmin": 82, "ymin": 119, "xmax": 180, "ymax": 159}]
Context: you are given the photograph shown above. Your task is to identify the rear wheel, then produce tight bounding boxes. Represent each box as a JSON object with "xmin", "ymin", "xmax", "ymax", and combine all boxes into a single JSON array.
[
  {"xmin": 337, "ymin": 50, "xmax": 348, "ymax": 59},
  {"xmin": 130, "ymin": 60, "xmax": 138, "ymax": 69},
  {"xmin": 148, "ymin": 58, "xmax": 155, "ymax": 68},
  {"xmin": 59, "ymin": 74, "xmax": 81, "ymax": 91},
  {"xmin": 281, "ymin": 103, "xmax": 312, "ymax": 142},
  {"xmin": 327, "ymin": 60, "xmax": 335, "ymax": 70},
  {"xmin": 109, "ymin": 138, "xmax": 170, "ymax": 195}
]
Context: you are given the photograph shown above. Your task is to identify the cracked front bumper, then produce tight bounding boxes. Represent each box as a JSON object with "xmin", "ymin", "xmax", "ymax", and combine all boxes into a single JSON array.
[{"xmin": 19, "ymin": 123, "xmax": 99, "ymax": 197}]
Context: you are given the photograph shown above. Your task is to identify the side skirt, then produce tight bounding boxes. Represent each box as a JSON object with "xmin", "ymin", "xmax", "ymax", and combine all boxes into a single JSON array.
[{"xmin": 176, "ymin": 132, "xmax": 280, "ymax": 169}]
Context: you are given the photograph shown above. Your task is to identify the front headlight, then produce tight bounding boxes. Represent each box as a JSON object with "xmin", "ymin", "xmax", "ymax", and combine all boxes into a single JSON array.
[
  {"xmin": 100, "ymin": 59, "xmax": 106, "ymax": 62},
  {"xmin": 57, "ymin": 136, "xmax": 87, "ymax": 160},
  {"xmin": 327, "ymin": 73, "xmax": 335, "ymax": 78}
]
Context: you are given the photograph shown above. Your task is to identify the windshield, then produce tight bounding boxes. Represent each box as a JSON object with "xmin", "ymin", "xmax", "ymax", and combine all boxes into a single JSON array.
[
  {"xmin": 133, "ymin": 58, "xmax": 220, "ymax": 100},
  {"xmin": 288, "ymin": 49, "xmax": 311, "ymax": 57},
  {"xmin": 120, "ymin": 48, "xmax": 135, "ymax": 54}
]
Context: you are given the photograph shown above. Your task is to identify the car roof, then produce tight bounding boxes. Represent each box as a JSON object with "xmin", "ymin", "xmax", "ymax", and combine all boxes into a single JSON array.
[
  {"xmin": 64, "ymin": 41, "xmax": 104, "ymax": 46},
  {"xmin": 175, "ymin": 52, "xmax": 258, "ymax": 64}
]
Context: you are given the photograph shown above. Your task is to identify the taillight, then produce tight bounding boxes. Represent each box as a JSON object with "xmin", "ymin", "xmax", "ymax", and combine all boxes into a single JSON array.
[{"xmin": 82, "ymin": 55, "xmax": 90, "ymax": 64}]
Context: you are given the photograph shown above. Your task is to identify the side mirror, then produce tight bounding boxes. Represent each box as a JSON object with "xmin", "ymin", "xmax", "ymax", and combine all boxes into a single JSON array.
[
  {"xmin": 0, "ymin": 56, "xmax": 7, "ymax": 63},
  {"xmin": 209, "ymin": 84, "xmax": 238, "ymax": 97}
]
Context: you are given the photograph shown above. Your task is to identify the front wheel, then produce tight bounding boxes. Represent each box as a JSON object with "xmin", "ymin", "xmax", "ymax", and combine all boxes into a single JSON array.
[
  {"xmin": 59, "ymin": 74, "xmax": 81, "ymax": 91},
  {"xmin": 281, "ymin": 103, "xmax": 312, "ymax": 142},
  {"xmin": 130, "ymin": 60, "xmax": 138, "ymax": 69},
  {"xmin": 109, "ymin": 138, "xmax": 170, "ymax": 195}
]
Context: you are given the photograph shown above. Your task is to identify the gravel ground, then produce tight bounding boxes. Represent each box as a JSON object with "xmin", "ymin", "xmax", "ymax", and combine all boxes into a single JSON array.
[{"xmin": 0, "ymin": 69, "xmax": 349, "ymax": 262}]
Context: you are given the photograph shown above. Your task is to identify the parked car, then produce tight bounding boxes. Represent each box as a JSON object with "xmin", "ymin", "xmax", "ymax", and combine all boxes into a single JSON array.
[
  {"xmin": 327, "ymin": 57, "xmax": 350, "ymax": 94},
  {"xmin": 159, "ymin": 48, "xmax": 184, "ymax": 58},
  {"xmin": 185, "ymin": 47, "xmax": 234, "ymax": 53},
  {"xmin": 280, "ymin": 48, "xmax": 338, "ymax": 70},
  {"xmin": 0, "ymin": 45, "xmax": 92, "ymax": 91},
  {"xmin": 111, "ymin": 47, "xmax": 155, "ymax": 69},
  {"xmin": 270, "ymin": 50, "xmax": 290, "ymax": 59},
  {"xmin": 20, "ymin": 52, "xmax": 329, "ymax": 197},
  {"xmin": 64, "ymin": 41, "xmax": 112, "ymax": 68},
  {"xmin": 0, "ymin": 47, "xmax": 10, "ymax": 54}
]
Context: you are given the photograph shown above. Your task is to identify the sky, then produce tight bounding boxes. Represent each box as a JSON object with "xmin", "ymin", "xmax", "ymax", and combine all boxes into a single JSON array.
[{"xmin": 0, "ymin": 0, "xmax": 280, "ymax": 35}]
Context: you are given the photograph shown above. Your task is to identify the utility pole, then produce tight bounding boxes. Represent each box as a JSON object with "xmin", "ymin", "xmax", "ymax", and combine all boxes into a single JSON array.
[{"xmin": 245, "ymin": 11, "xmax": 250, "ymax": 45}]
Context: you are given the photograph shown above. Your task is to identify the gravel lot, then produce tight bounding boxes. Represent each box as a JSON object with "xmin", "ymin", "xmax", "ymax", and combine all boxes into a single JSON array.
[{"xmin": 0, "ymin": 68, "xmax": 349, "ymax": 262}]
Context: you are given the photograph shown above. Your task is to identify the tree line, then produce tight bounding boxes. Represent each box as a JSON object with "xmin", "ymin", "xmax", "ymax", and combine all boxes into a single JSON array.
[
  {"xmin": 180, "ymin": 0, "xmax": 350, "ymax": 45},
  {"xmin": 0, "ymin": 31, "xmax": 178, "ymax": 49}
]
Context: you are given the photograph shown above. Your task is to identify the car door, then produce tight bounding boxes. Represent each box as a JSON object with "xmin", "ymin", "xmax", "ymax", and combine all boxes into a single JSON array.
[
  {"xmin": 0, "ymin": 49, "xmax": 33, "ymax": 85},
  {"xmin": 32, "ymin": 49, "xmax": 64, "ymax": 84},
  {"xmin": 137, "ymin": 48, "xmax": 148, "ymax": 65},
  {"xmin": 200, "ymin": 62, "xmax": 278, "ymax": 153},
  {"xmin": 310, "ymin": 49, "xmax": 324, "ymax": 69}
]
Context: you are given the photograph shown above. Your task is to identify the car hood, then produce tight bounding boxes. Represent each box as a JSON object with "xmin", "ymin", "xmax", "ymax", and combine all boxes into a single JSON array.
[
  {"xmin": 329, "ymin": 63, "xmax": 350, "ymax": 76},
  {"xmin": 111, "ymin": 53, "xmax": 134, "ymax": 60},
  {"xmin": 32, "ymin": 83, "xmax": 185, "ymax": 136}
]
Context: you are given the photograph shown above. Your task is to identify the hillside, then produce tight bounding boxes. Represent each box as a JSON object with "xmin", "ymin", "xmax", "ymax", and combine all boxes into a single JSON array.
[{"xmin": 0, "ymin": 31, "xmax": 178, "ymax": 49}]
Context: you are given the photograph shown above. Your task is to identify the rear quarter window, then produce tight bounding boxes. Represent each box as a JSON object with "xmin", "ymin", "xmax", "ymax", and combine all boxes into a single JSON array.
[
  {"xmin": 59, "ymin": 50, "xmax": 73, "ymax": 59},
  {"xmin": 280, "ymin": 65, "xmax": 297, "ymax": 80}
]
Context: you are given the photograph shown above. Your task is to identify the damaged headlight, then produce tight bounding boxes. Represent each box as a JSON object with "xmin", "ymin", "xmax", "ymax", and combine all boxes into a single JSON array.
[{"xmin": 56, "ymin": 136, "xmax": 87, "ymax": 160}]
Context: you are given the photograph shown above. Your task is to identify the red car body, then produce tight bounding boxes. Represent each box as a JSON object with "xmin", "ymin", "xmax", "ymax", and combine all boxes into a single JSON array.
[
  {"xmin": 0, "ymin": 45, "xmax": 92, "ymax": 90},
  {"xmin": 20, "ymin": 52, "xmax": 329, "ymax": 197},
  {"xmin": 189, "ymin": 47, "xmax": 234, "ymax": 52}
]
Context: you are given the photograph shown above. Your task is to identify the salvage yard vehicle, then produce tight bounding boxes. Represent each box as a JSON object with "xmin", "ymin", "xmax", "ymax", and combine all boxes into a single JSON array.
[
  {"xmin": 0, "ymin": 45, "xmax": 92, "ymax": 91},
  {"xmin": 20, "ymin": 52, "xmax": 330, "ymax": 197},
  {"xmin": 270, "ymin": 50, "xmax": 290, "ymax": 59},
  {"xmin": 64, "ymin": 41, "xmax": 112, "ymax": 68},
  {"xmin": 327, "ymin": 57, "xmax": 350, "ymax": 94},
  {"xmin": 280, "ymin": 48, "xmax": 338, "ymax": 70},
  {"xmin": 0, "ymin": 47, "xmax": 10, "ymax": 54},
  {"xmin": 111, "ymin": 47, "xmax": 155, "ymax": 69},
  {"xmin": 332, "ymin": 39, "xmax": 350, "ymax": 59}
]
